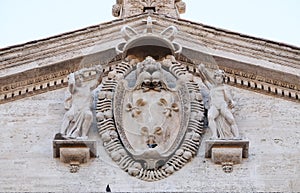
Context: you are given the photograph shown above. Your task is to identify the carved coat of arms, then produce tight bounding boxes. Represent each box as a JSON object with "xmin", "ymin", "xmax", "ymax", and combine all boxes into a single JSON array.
[
  {"xmin": 56, "ymin": 16, "xmax": 246, "ymax": 176},
  {"xmin": 95, "ymin": 17, "xmax": 205, "ymax": 181}
]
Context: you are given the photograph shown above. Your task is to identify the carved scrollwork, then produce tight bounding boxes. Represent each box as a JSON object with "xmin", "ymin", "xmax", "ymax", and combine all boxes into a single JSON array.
[
  {"xmin": 95, "ymin": 20, "xmax": 206, "ymax": 181},
  {"xmin": 96, "ymin": 55, "xmax": 205, "ymax": 181}
]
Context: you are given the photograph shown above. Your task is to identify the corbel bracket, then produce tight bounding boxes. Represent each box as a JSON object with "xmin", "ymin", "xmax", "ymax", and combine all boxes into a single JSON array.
[
  {"xmin": 53, "ymin": 140, "xmax": 97, "ymax": 173},
  {"xmin": 205, "ymin": 140, "xmax": 249, "ymax": 173}
]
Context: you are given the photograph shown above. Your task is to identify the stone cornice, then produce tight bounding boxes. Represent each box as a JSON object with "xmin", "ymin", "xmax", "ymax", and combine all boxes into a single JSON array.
[
  {"xmin": 183, "ymin": 59, "xmax": 299, "ymax": 102},
  {"xmin": 0, "ymin": 56, "xmax": 298, "ymax": 105},
  {"xmin": 153, "ymin": 14, "xmax": 300, "ymax": 70},
  {"xmin": 0, "ymin": 14, "xmax": 147, "ymax": 77},
  {"xmin": 1, "ymin": 13, "xmax": 299, "ymax": 73},
  {"xmin": 0, "ymin": 13, "xmax": 299, "ymax": 104},
  {"xmin": 222, "ymin": 67, "xmax": 299, "ymax": 101},
  {"xmin": 0, "ymin": 57, "xmax": 121, "ymax": 104}
]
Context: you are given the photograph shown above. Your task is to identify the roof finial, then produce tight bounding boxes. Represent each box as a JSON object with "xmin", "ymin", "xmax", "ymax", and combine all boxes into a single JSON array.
[{"xmin": 112, "ymin": 0, "xmax": 186, "ymax": 19}]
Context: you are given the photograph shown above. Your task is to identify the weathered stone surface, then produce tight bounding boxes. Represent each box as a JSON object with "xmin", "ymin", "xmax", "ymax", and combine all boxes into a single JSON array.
[
  {"xmin": 0, "ymin": 2, "xmax": 299, "ymax": 191},
  {"xmin": 0, "ymin": 85, "xmax": 299, "ymax": 192},
  {"xmin": 211, "ymin": 147, "xmax": 242, "ymax": 164},
  {"xmin": 60, "ymin": 147, "xmax": 90, "ymax": 164}
]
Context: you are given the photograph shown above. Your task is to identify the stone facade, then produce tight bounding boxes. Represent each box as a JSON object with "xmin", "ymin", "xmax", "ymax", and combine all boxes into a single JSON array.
[
  {"xmin": 0, "ymin": 86, "xmax": 299, "ymax": 192},
  {"xmin": 0, "ymin": 1, "xmax": 300, "ymax": 192}
]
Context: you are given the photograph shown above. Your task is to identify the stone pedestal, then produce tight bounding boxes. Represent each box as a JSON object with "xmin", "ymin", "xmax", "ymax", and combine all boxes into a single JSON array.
[
  {"xmin": 53, "ymin": 140, "xmax": 97, "ymax": 173},
  {"xmin": 205, "ymin": 140, "xmax": 249, "ymax": 173}
]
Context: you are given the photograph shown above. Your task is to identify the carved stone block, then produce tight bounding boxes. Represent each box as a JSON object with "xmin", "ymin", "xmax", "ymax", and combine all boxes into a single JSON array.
[
  {"xmin": 211, "ymin": 147, "xmax": 242, "ymax": 165},
  {"xmin": 205, "ymin": 139, "xmax": 249, "ymax": 158},
  {"xmin": 53, "ymin": 140, "xmax": 97, "ymax": 158},
  {"xmin": 59, "ymin": 147, "xmax": 90, "ymax": 164}
]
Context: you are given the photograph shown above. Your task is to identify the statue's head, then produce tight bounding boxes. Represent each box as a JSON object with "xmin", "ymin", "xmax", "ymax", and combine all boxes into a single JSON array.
[
  {"xmin": 145, "ymin": 56, "xmax": 155, "ymax": 63},
  {"xmin": 141, "ymin": 56, "xmax": 161, "ymax": 75},
  {"xmin": 74, "ymin": 71, "xmax": 84, "ymax": 87},
  {"xmin": 213, "ymin": 69, "xmax": 225, "ymax": 84}
]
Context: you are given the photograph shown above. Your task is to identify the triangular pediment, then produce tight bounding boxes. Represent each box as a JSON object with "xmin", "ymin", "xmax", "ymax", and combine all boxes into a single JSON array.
[
  {"xmin": 0, "ymin": 13, "xmax": 299, "ymax": 104},
  {"xmin": 1, "ymin": 5, "xmax": 300, "ymax": 190}
]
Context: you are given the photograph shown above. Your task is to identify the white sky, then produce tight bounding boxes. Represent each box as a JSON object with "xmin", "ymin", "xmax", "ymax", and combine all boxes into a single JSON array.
[{"xmin": 1, "ymin": 0, "xmax": 300, "ymax": 48}]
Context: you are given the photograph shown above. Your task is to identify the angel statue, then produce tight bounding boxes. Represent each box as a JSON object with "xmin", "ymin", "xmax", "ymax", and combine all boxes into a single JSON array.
[
  {"xmin": 59, "ymin": 65, "xmax": 102, "ymax": 140},
  {"xmin": 198, "ymin": 64, "xmax": 239, "ymax": 140}
]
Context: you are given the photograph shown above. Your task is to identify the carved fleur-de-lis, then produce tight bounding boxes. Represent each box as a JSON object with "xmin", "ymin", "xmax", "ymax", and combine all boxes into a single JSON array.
[
  {"xmin": 126, "ymin": 98, "xmax": 147, "ymax": 118},
  {"xmin": 157, "ymin": 98, "xmax": 179, "ymax": 117}
]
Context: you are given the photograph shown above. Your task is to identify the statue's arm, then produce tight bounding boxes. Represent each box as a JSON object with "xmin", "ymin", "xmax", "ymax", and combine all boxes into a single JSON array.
[
  {"xmin": 64, "ymin": 73, "xmax": 75, "ymax": 110},
  {"xmin": 64, "ymin": 91, "xmax": 72, "ymax": 110},
  {"xmin": 92, "ymin": 65, "xmax": 103, "ymax": 89},
  {"xmin": 68, "ymin": 73, "xmax": 75, "ymax": 94},
  {"xmin": 223, "ymin": 87, "xmax": 235, "ymax": 108},
  {"xmin": 198, "ymin": 63, "xmax": 214, "ymax": 89},
  {"xmin": 88, "ymin": 93, "xmax": 94, "ymax": 110}
]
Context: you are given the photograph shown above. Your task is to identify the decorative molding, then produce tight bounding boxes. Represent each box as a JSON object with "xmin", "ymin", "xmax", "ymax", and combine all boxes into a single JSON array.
[
  {"xmin": 1, "ymin": 57, "xmax": 299, "ymax": 104},
  {"xmin": 0, "ymin": 15, "xmax": 146, "ymax": 71},
  {"xmin": 1, "ymin": 14, "xmax": 299, "ymax": 105},
  {"xmin": 1, "ymin": 56, "xmax": 299, "ymax": 105},
  {"xmin": 96, "ymin": 56, "xmax": 205, "ymax": 181},
  {"xmin": 1, "ymin": 14, "xmax": 299, "ymax": 76},
  {"xmin": 0, "ymin": 57, "xmax": 117, "ymax": 104},
  {"xmin": 222, "ymin": 68, "xmax": 300, "ymax": 101},
  {"xmin": 186, "ymin": 63, "xmax": 300, "ymax": 102},
  {"xmin": 151, "ymin": 15, "xmax": 300, "ymax": 70},
  {"xmin": 0, "ymin": 73, "xmax": 68, "ymax": 103}
]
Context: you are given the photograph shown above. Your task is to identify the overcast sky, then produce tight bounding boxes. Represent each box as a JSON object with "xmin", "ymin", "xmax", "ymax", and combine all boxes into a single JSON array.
[{"xmin": 1, "ymin": 0, "xmax": 300, "ymax": 48}]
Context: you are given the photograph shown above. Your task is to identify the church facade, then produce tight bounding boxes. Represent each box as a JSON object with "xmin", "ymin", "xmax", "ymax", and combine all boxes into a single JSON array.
[{"xmin": 0, "ymin": 1, "xmax": 299, "ymax": 192}]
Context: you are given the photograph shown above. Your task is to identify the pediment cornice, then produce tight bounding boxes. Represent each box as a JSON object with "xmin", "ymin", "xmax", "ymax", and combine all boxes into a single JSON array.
[{"xmin": 0, "ymin": 13, "xmax": 299, "ymax": 104}]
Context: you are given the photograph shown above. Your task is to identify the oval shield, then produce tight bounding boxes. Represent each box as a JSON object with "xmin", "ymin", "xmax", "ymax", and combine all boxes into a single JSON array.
[
  {"xmin": 96, "ymin": 55, "xmax": 205, "ymax": 181},
  {"xmin": 114, "ymin": 57, "xmax": 190, "ymax": 169}
]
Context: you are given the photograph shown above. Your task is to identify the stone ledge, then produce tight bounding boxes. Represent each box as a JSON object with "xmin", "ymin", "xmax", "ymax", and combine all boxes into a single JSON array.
[
  {"xmin": 205, "ymin": 139, "xmax": 249, "ymax": 158},
  {"xmin": 53, "ymin": 140, "xmax": 97, "ymax": 158},
  {"xmin": 211, "ymin": 147, "xmax": 243, "ymax": 165}
]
